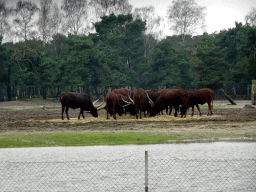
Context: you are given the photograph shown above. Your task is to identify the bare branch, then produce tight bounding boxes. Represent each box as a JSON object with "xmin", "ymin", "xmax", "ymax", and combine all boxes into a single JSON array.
[
  {"xmin": 167, "ymin": 0, "xmax": 206, "ymax": 47},
  {"xmin": 245, "ymin": 7, "xmax": 256, "ymax": 26},
  {"xmin": 13, "ymin": 0, "xmax": 39, "ymax": 41}
]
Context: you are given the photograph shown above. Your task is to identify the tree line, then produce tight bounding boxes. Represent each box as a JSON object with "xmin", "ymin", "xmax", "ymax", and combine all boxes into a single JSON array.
[{"xmin": 0, "ymin": 0, "xmax": 255, "ymax": 100}]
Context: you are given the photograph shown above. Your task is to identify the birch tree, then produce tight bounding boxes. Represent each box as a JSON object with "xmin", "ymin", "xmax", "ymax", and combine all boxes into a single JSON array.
[
  {"xmin": 245, "ymin": 7, "xmax": 256, "ymax": 26},
  {"xmin": 51, "ymin": 3, "xmax": 63, "ymax": 35},
  {"xmin": 13, "ymin": 0, "xmax": 39, "ymax": 42},
  {"xmin": 38, "ymin": 0, "xmax": 52, "ymax": 47},
  {"xmin": 91, "ymin": 0, "xmax": 132, "ymax": 18},
  {"xmin": 0, "ymin": 0, "xmax": 13, "ymax": 42},
  {"xmin": 61, "ymin": 0, "xmax": 91, "ymax": 35},
  {"xmin": 167, "ymin": 0, "xmax": 206, "ymax": 47},
  {"xmin": 133, "ymin": 6, "xmax": 163, "ymax": 60}
]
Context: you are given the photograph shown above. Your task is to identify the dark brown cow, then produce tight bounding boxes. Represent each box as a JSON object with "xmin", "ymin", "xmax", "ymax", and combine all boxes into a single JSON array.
[
  {"xmin": 105, "ymin": 92, "xmax": 124, "ymax": 120},
  {"xmin": 112, "ymin": 88, "xmax": 135, "ymax": 115},
  {"xmin": 149, "ymin": 89, "xmax": 189, "ymax": 118},
  {"xmin": 146, "ymin": 89, "xmax": 170, "ymax": 115},
  {"xmin": 118, "ymin": 94, "xmax": 137, "ymax": 116},
  {"xmin": 132, "ymin": 88, "xmax": 153, "ymax": 119},
  {"xmin": 112, "ymin": 88, "xmax": 133, "ymax": 98},
  {"xmin": 60, "ymin": 92, "xmax": 104, "ymax": 120},
  {"xmin": 154, "ymin": 89, "xmax": 171, "ymax": 115},
  {"xmin": 188, "ymin": 88, "xmax": 214, "ymax": 116}
]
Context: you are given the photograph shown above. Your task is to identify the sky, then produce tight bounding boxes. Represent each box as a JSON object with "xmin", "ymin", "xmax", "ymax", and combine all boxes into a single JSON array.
[
  {"xmin": 6, "ymin": 0, "xmax": 256, "ymax": 37},
  {"xmin": 128, "ymin": 0, "xmax": 256, "ymax": 36}
]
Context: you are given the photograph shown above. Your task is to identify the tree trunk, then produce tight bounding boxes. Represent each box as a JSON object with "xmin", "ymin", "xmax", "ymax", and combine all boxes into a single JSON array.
[
  {"xmin": 7, "ymin": 62, "xmax": 11, "ymax": 101},
  {"xmin": 252, "ymin": 80, "xmax": 256, "ymax": 105},
  {"xmin": 42, "ymin": 85, "xmax": 47, "ymax": 100},
  {"xmin": 220, "ymin": 89, "xmax": 237, "ymax": 105}
]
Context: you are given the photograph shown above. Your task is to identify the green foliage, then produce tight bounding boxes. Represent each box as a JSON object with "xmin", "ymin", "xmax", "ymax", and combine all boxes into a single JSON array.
[
  {"xmin": 58, "ymin": 34, "xmax": 111, "ymax": 87},
  {"xmin": 151, "ymin": 38, "xmax": 194, "ymax": 87},
  {"xmin": 0, "ymin": 37, "xmax": 8, "ymax": 85},
  {"xmin": 217, "ymin": 22, "xmax": 256, "ymax": 84},
  {"xmin": 94, "ymin": 14, "xmax": 147, "ymax": 87},
  {"xmin": 1, "ymin": 14, "xmax": 256, "ymax": 99},
  {"xmin": 191, "ymin": 34, "xmax": 228, "ymax": 87},
  {"xmin": 166, "ymin": 34, "xmax": 204, "ymax": 52},
  {"xmin": 10, "ymin": 40, "xmax": 57, "ymax": 87},
  {"xmin": 0, "ymin": 132, "xmax": 193, "ymax": 148}
]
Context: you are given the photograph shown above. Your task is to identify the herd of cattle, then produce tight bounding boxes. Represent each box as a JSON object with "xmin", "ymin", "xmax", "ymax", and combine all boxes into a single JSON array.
[{"xmin": 60, "ymin": 88, "xmax": 214, "ymax": 120}]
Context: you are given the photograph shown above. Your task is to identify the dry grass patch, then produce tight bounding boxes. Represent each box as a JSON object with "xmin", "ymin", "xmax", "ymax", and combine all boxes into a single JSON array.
[{"xmin": 27, "ymin": 114, "xmax": 223, "ymax": 124}]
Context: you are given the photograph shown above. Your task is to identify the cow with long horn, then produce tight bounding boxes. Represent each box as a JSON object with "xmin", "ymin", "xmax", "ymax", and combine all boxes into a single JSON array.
[
  {"xmin": 112, "ymin": 88, "xmax": 133, "ymax": 98},
  {"xmin": 112, "ymin": 88, "xmax": 135, "ymax": 115},
  {"xmin": 105, "ymin": 92, "xmax": 124, "ymax": 120},
  {"xmin": 60, "ymin": 92, "xmax": 105, "ymax": 120},
  {"xmin": 133, "ymin": 88, "xmax": 154, "ymax": 119},
  {"xmin": 148, "ymin": 89, "xmax": 189, "ymax": 118}
]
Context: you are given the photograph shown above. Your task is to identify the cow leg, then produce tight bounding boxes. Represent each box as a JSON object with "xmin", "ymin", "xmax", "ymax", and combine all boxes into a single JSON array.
[
  {"xmin": 78, "ymin": 109, "xmax": 82, "ymax": 119},
  {"xmin": 80, "ymin": 109, "xmax": 85, "ymax": 119},
  {"xmin": 196, "ymin": 104, "xmax": 202, "ymax": 116},
  {"xmin": 134, "ymin": 107, "xmax": 138, "ymax": 119},
  {"xmin": 78, "ymin": 109, "xmax": 85, "ymax": 119},
  {"xmin": 113, "ymin": 108, "xmax": 116, "ymax": 120},
  {"xmin": 210, "ymin": 100, "xmax": 213, "ymax": 115},
  {"xmin": 61, "ymin": 105, "xmax": 65, "ymax": 120},
  {"xmin": 207, "ymin": 102, "xmax": 211, "ymax": 116},
  {"xmin": 174, "ymin": 107, "xmax": 178, "ymax": 117},
  {"xmin": 181, "ymin": 112, "xmax": 186, "ymax": 118},
  {"xmin": 166, "ymin": 106, "xmax": 168, "ymax": 115},
  {"xmin": 191, "ymin": 105, "xmax": 195, "ymax": 116},
  {"xmin": 169, "ymin": 106, "xmax": 173, "ymax": 115},
  {"xmin": 66, "ymin": 106, "xmax": 70, "ymax": 120}
]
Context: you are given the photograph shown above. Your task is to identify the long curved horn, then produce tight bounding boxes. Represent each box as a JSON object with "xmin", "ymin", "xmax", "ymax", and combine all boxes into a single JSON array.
[
  {"xmin": 128, "ymin": 94, "xmax": 134, "ymax": 104},
  {"xmin": 146, "ymin": 92, "xmax": 154, "ymax": 107},
  {"xmin": 94, "ymin": 100, "xmax": 105, "ymax": 109},
  {"xmin": 92, "ymin": 98, "xmax": 105, "ymax": 109},
  {"xmin": 97, "ymin": 103, "xmax": 106, "ymax": 111},
  {"xmin": 93, "ymin": 99, "xmax": 100, "ymax": 106},
  {"xmin": 122, "ymin": 103, "xmax": 131, "ymax": 108},
  {"xmin": 122, "ymin": 97, "xmax": 132, "ymax": 104}
]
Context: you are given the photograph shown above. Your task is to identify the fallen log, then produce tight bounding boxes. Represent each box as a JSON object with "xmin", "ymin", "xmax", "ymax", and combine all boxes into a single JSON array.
[{"xmin": 219, "ymin": 89, "xmax": 237, "ymax": 105}]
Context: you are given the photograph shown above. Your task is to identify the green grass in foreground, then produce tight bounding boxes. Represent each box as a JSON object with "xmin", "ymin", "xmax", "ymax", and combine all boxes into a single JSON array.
[{"xmin": 0, "ymin": 132, "xmax": 193, "ymax": 148}]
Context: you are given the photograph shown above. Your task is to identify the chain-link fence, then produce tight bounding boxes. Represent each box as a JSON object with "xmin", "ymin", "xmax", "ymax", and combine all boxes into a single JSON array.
[{"xmin": 1, "ymin": 155, "xmax": 255, "ymax": 191}]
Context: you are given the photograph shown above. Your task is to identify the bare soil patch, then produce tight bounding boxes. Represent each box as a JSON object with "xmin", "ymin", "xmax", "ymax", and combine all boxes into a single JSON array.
[{"xmin": 0, "ymin": 100, "xmax": 256, "ymax": 141}]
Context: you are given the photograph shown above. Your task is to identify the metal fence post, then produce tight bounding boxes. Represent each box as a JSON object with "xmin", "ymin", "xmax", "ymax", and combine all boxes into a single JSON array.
[{"xmin": 145, "ymin": 151, "xmax": 148, "ymax": 192}]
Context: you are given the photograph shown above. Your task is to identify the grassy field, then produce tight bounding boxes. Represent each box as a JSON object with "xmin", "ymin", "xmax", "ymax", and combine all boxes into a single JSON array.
[
  {"xmin": 0, "ymin": 99, "xmax": 255, "ymax": 148},
  {"xmin": 0, "ymin": 132, "xmax": 195, "ymax": 148}
]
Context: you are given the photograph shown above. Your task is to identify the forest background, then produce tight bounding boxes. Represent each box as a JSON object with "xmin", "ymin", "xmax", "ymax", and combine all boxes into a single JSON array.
[{"xmin": 0, "ymin": 0, "xmax": 255, "ymax": 100}]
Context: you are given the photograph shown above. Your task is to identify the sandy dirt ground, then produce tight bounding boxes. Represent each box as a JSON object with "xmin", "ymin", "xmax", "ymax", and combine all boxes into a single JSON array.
[{"xmin": 0, "ymin": 99, "xmax": 256, "ymax": 141}]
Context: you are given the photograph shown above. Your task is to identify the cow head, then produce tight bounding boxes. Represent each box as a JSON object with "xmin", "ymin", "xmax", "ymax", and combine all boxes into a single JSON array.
[{"xmin": 91, "ymin": 99, "xmax": 106, "ymax": 117}]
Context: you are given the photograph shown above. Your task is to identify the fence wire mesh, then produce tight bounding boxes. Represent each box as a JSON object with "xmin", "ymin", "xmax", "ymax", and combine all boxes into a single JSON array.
[{"xmin": 0, "ymin": 159, "xmax": 255, "ymax": 192}]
